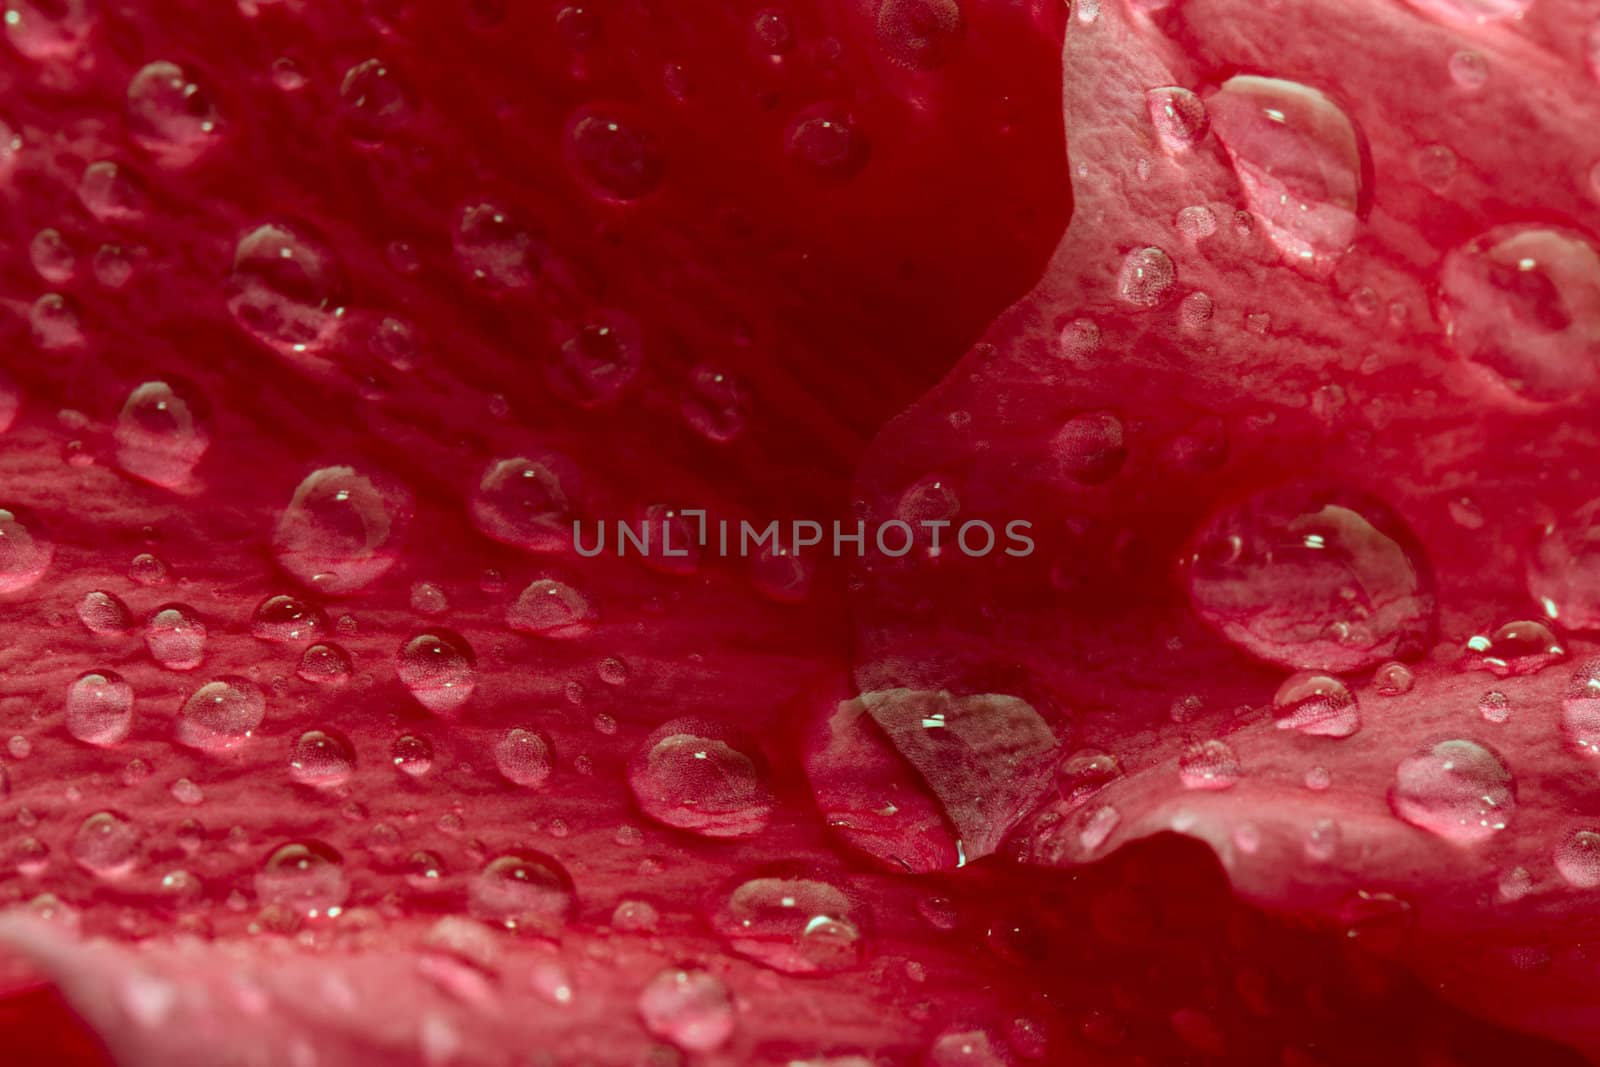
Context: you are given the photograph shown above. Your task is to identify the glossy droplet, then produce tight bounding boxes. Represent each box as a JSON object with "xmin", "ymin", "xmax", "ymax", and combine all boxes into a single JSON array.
[
  {"xmin": 1272, "ymin": 671, "xmax": 1360, "ymax": 737},
  {"xmin": 251, "ymin": 594, "xmax": 324, "ymax": 642},
  {"xmin": 750, "ymin": 8, "xmax": 794, "ymax": 54},
  {"xmin": 682, "ymin": 365, "xmax": 750, "ymax": 443},
  {"xmin": 508, "ymin": 579, "xmax": 594, "ymax": 639},
  {"xmin": 3, "ymin": 0, "xmax": 92, "ymax": 58},
  {"xmin": 1530, "ymin": 500, "xmax": 1600, "ymax": 630},
  {"xmin": 115, "ymin": 381, "xmax": 208, "ymax": 488},
  {"xmin": 494, "ymin": 728, "xmax": 554, "ymax": 788},
  {"xmin": 1178, "ymin": 739, "xmax": 1241, "ymax": 790},
  {"xmin": 65, "ymin": 671, "xmax": 133, "ymax": 746},
  {"xmin": 1116, "ymin": 246, "xmax": 1176, "ymax": 308},
  {"xmin": 177, "ymin": 677, "xmax": 265, "ymax": 752},
  {"xmin": 289, "ymin": 730, "xmax": 354, "ymax": 787},
  {"xmin": 1390, "ymin": 739, "xmax": 1514, "ymax": 844},
  {"xmin": 273, "ymin": 466, "xmax": 411, "ymax": 595},
  {"xmin": 129, "ymin": 552, "xmax": 168, "ymax": 586},
  {"xmin": 1057, "ymin": 318, "xmax": 1100, "ymax": 364},
  {"xmin": 1179, "ymin": 290, "xmax": 1214, "ymax": 329},
  {"xmin": 1058, "ymin": 750, "xmax": 1121, "ymax": 805},
  {"xmin": 70, "ymin": 812, "xmax": 140, "ymax": 876},
  {"xmin": 256, "ymin": 841, "xmax": 347, "ymax": 915},
  {"xmin": 637, "ymin": 968, "xmax": 735, "ymax": 1053},
  {"xmin": 927, "ymin": 1029, "xmax": 1007, "ymax": 1066},
  {"xmin": 567, "ymin": 111, "xmax": 664, "ymax": 200},
  {"xmin": 712, "ymin": 877, "xmax": 862, "ymax": 975},
  {"xmin": 1437, "ymin": 226, "xmax": 1600, "ymax": 401},
  {"xmin": 1562, "ymin": 658, "xmax": 1600, "ymax": 758},
  {"xmin": 1184, "ymin": 485, "xmax": 1435, "ymax": 672},
  {"xmin": 1374, "ymin": 661, "xmax": 1414, "ymax": 695},
  {"xmin": 1557, "ymin": 829, "xmax": 1600, "ymax": 888},
  {"xmin": 298, "ymin": 642, "xmax": 351, "ymax": 685},
  {"xmin": 77, "ymin": 591, "xmax": 131, "ymax": 635},
  {"xmin": 145, "ymin": 605, "xmax": 206, "ymax": 670},
  {"xmin": 786, "ymin": 110, "xmax": 868, "ymax": 179},
  {"xmin": 1480, "ymin": 690, "xmax": 1511, "ymax": 724},
  {"xmin": 876, "ymin": 0, "xmax": 962, "ymax": 70},
  {"xmin": 551, "ymin": 314, "xmax": 642, "ymax": 407},
  {"xmin": 127, "ymin": 61, "xmax": 221, "ymax": 164},
  {"xmin": 339, "ymin": 58, "xmax": 413, "ymax": 143},
  {"xmin": 0, "ymin": 510, "xmax": 53, "ymax": 594},
  {"xmin": 392, "ymin": 734, "xmax": 434, "ymax": 776},
  {"xmin": 468, "ymin": 852, "xmax": 575, "ymax": 931},
  {"xmin": 1449, "ymin": 50, "xmax": 1488, "ymax": 89},
  {"xmin": 227, "ymin": 223, "xmax": 342, "ymax": 355},
  {"xmin": 1176, "ymin": 205, "xmax": 1217, "ymax": 240},
  {"xmin": 1464, "ymin": 619, "xmax": 1565, "ymax": 677},
  {"xmin": 1051, "ymin": 412, "xmax": 1126, "ymax": 484},
  {"xmin": 1413, "ymin": 144, "xmax": 1457, "ymax": 192},
  {"xmin": 454, "ymin": 202, "xmax": 536, "ymax": 289},
  {"xmin": 1146, "ymin": 87, "xmax": 1207, "ymax": 151},
  {"xmin": 1207, "ymin": 76, "xmax": 1363, "ymax": 276},
  {"xmin": 398, "ymin": 631, "xmax": 477, "ymax": 714},
  {"xmin": 470, "ymin": 456, "xmax": 573, "ymax": 551},
  {"xmin": 752, "ymin": 544, "xmax": 815, "ymax": 603},
  {"xmin": 628, "ymin": 720, "xmax": 774, "ymax": 837}
]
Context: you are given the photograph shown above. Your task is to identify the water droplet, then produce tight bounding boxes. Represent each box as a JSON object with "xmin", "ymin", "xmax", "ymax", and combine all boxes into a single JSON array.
[
  {"xmin": 1304, "ymin": 765, "xmax": 1332, "ymax": 791},
  {"xmin": 927, "ymin": 1029, "xmax": 1007, "ymax": 1066},
  {"xmin": 145, "ymin": 604, "xmax": 206, "ymax": 670},
  {"xmin": 127, "ymin": 60, "xmax": 221, "ymax": 164},
  {"xmin": 1051, "ymin": 412, "xmax": 1126, "ymax": 484},
  {"xmin": 876, "ymin": 0, "xmax": 962, "ymax": 70},
  {"xmin": 567, "ymin": 110, "xmax": 664, "ymax": 200},
  {"xmin": 711, "ymin": 876, "xmax": 862, "ymax": 974},
  {"xmin": 392, "ymin": 734, "xmax": 434, "ymax": 776},
  {"xmin": 682, "ymin": 365, "xmax": 750, "ymax": 443},
  {"xmin": 297, "ymin": 642, "xmax": 352, "ymax": 685},
  {"xmin": 65, "ymin": 670, "xmax": 133, "ymax": 746},
  {"xmin": 507, "ymin": 579, "xmax": 594, "ymax": 639},
  {"xmin": 1498, "ymin": 865, "xmax": 1532, "ymax": 900},
  {"xmin": 177, "ymin": 677, "xmax": 265, "ymax": 751},
  {"xmin": 289, "ymin": 730, "xmax": 355, "ymax": 787},
  {"xmin": 468, "ymin": 852, "xmax": 574, "ymax": 931},
  {"xmin": 1179, "ymin": 290, "xmax": 1213, "ymax": 329},
  {"xmin": 1116, "ymin": 246, "xmax": 1176, "ymax": 308},
  {"xmin": 248, "ymin": 594, "xmax": 321, "ymax": 643},
  {"xmin": 1404, "ymin": 0, "xmax": 1529, "ymax": 21},
  {"xmin": 256, "ymin": 841, "xmax": 347, "ymax": 915},
  {"xmin": 1449, "ymin": 50, "xmax": 1488, "ymax": 89},
  {"xmin": 551, "ymin": 313, "xmax": 642, "ymax": 406},
  {"xmin": 1479, "ymin": 690, "xmax": 1511, "ymax": 723},
  {"xmin": 1146, "ymin": 87, "xmax": 1207, "ymax": 151},
  {"xmin": 785, "ymin": 109, "xmax": 868, "ymax": 179},
  {"xmin": 637, "ymin": 968, "xmax": 735, "ymax": 1053},
  {"xmin": 1562, "ymin": 658, "xmax": 1600, "ymax": 758},
  {"xmin": 1270, "ymin": 670, "xmax": 1361, "ymax": 739},
  {"xmin": 69, "ymin": 812, "xmax": 139, "ymax": 876},
  {"xmin": 1057, "ymin": 749, "xmax": 1122, "ymax": 805},
  {"xmin": 1206, "ymin": 76, "xmax": 1363, "ymax": 276},
  {"xmin": 77, "ymin": 590, "xmax": 131, "ymax": 635},
  {"xmin": 227, "ymin": 223, "xmax": 342, "ymax": 355},
  {"xmin": 30, "ymin": 293, "xmax": 82, "ymax": 349},
  {"xmin": 0, "ymin": 509, "xmax": 52, "ymax": 594},
  {"xmin": 114, "ymin": 381, "xmax": 208, "ymax": 488},
  {"xmin": 410, "ymin": 581, "xmax": 447, "ymax": 616},
  {"xmin": 30, "ymin": 229, "xmax": 73, "ymax": 283},
  {"xmin": 397, "ymin": 631, "xmax": 477, "ymax": 714},
  {"xmin": 1057, "ymin": 318, "xmax": 1100, "ymax": 364},
  {"xmin": 1437, "ymin": 226, "xmax": 1600, "ymax": 401},
  {"xmin": 339, "ymin": 58, "xmax": 413, "ymax": 143},
  {"xmin": 1374, "ymin": 661, "xmax": 1414, "ymax": 695},
  {"xmin": 1390, "ymin": 738, "xmax": 1514, "ymax": 844},
  {"xmin": 1178, "ymin": 739, "xmax": 1241, "ymax": 790},
  {"xmin": 1556, "ymin": 829, "xmax": 1600, "ymax": 887},
  {"xmin": 171, "ymin": 779, "xmax": 203, "ymax": 806},
  {"xmin": 1183, "ymin": 485, "xmax": 1435, "ymax": 672},
  {"xmin": 469, "ymin": 456, "xmax": 575, "ymax": 551},
  {"xmin": 273, "ymin": 466, "xmax": 411, "ymax": 594},
  {"xmin": 454, "ymin": 202, "xmax": 537, "ymax": 289},
  {"xmin": 1464, "ymin": 619, "xmax": 1565, "ymax": 676},
  {"xmin": 1413, "ymin": 143, "xmax": 1457, "ymax": 192},
  {"xmin": 1176, "ymin": 204, "xmax": 1217, "ymax": 240},
  {"xmin": 628, "ymin": 721, "xmax": 774, "ymax": 837},
  {"xmin": 751, "ymin": 543, "xmax": 815, "ymax": 603},
  {"xmin": 494, "ymin": 728, "xmax": 553, "ymax": 788},
  {"xmin": 129, "ymin": 552, "xmax": 168, "ymax": 586},
  {"xmin": 3, "ymin": 0, "xmax": 91, "ymax": 58},
  {"xmin": 1530, "ymin": 501, "xmax": 1600, "ymax": 629}
]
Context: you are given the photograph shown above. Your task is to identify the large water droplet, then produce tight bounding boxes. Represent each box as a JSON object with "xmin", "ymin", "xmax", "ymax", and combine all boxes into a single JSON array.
[
  {"xmin": 507, "ymin": 579, "xmax": 594, "ymax": 639},
  {"xmin": 454, "ymin": 202, "xmax": 537, "ymax": 289},
  {"xmin": 1438, "ymin": 227, "xmax": 1600, "ymax": 401},
  {"xmin": 177, "ymin": 677, "xmax": 265, "ymax": 752},
  {"xmin": 273, "ymin": 466, "xmax": 411, "ymax": 594},
  {"xmin": 1178, "ymin": 739, "xmax": 1241, "ymax": 790},
  {"xmin": 711, "ymin": 876, "xmax": 862, "ymax": 974},
  {"xmin": 1206, "ymin": 76, "xmax": 1363, "ymax": 276},
  {"xmin": 1463, "ymin": 619, "xmax": 1565, "ymax": 676},
  {"xmin": 69, "ymin": 812, "xmax": 139, "ymax": 876},
  {"xmin": 1530, "ymin": 500, "xmax": 1600, "ymax": 630},
  {"xmin": 628, "ymin": 720, "xmax": 774, "ymax": 838},
  {"xmin": 637, "ymin": 968, "xmax": 735, "ymax": 1053},
  {"xmin": 470, "ymin": 456, "xmax": 574, "ymax": 551},
  {"xmin": 127, "ymin": 60, "xmax": 221, "ymax": 164},
  {"xmin": 0, "ymin": 509, "xmax": 52, "ymax": 594},
  {"xmin": 1146, "ymin": 86, "xmax": 1208, "ymax": 152},
  {"xmin": 566, "ymin": 110, "xmax": 665, "ymax": 200},
  {"xmin": 468, "ymin": 852, "xmax": 575, "ymax": 931},
  {"xmin": 785, "ymin": 109, "xmax": 868, "ymax": 179},
  {"xmin": 1052, "ymin": 412, "xmax": 1126, "ymax": 484},
  {"xmin": 494, "ymin": 728, "xmax": 553, "ymax": 788},
  {"xmin": 288, "ymin": 730, "xmax": 355, "ymax": 787},
  {"xmin": 397, "ymin": 630, "xmax": 477, "ymax": 714},
  {"xmin": 145, "ymin": 604, "xmax": 206, "ymax": 670},
  {"xmin": 114, "ymin": 381, "xmax": 208, "ymax": 488},
  {"xmin": 1272, "ymin": 671, "xmax": 1360, "ymax": 737},
  {"xmin": 1390, "ymin": 739, "xmax": 1514, "ymax": 844},
  {"xmin": 65, "ymin": 670, "xmax": 133, "ymax": 746},
  {"xmin": 226, "ymin": 223, "xmax": 343, "ymax": 355},
  {"xmin": 1562, "ymin": 658, "xmax": 1600, "ymax": 758},
  {"xmin": 77, "ymin": 590, "xmax": 132, "ymax": 635},
  {"xmin": 876, "ymin": 0, "xmax": 963, "ymax": 70},
  {"xmin": 256, "ymin": 841, "xmax": 347, "ymax": 915},
  {"xmin": 1184, "ymin": 485, "xmax": 1435, "ymax": 671},
  {"xmin": 1116, "ymin": 246, "xmax": 1176, "ymax": 308}
]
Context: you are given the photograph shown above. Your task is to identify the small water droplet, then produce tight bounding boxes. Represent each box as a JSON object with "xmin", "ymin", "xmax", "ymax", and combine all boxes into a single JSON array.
[
  {"xmin": 288, "ymin": 730, "xmax": 355, "ymax": 787},
  {"xmin": 339, "ymin": 58, "xmax": 413, "ymax": 143},
  {"xmin": 876, "ymin": 0, "xmax": 963, "ymax": 70},
  {"xmin": 397, "ymin": 631, "xmax": 477, "ymax": 714},
  {"xmin": 0, "ymin": 510, "xmax": 52, "ymax": 594},
  {"xmin": 77, "ymin": 590, "xmax": 131, "ymax": 635},
  {"xmin": 177, "ymin": 677, "xmax": 265, "ymax": 752},
  {"xmin": 1146, "ymin": 86, "xmax": 1208, "ymax": 151},
  {"xmin": 711, "ymin": 876, "xmax": 862, "ymax": 975},
  {"xmin": 1051, "ymin": 412, "xmax": 1126, "ymax": 485},
  {"xmin": 785, "ymin": 109, "xmax": 868, "ymax": 178},
  {"xmin": 1449, "ymin": 50, "xmax": 1488, "ymax": 89},
  {"xmin": 256, "ymin": 841, "xmax": 347, "ymax": 915},
  {"xmin": 1057, "ymin": 318, "xmax": 1100, "ymax": 364},
  {"xmin": 1116, "ymin": 246, "xmax": 1176, "ymax": 308},
  {"xmin": 494, "ymin": 728, "xmax": 553, "ymax": 788},
  {"xmin": 227, "ymin": 223, "xmax": 343, "ymax": 355},
  {"xmin": 567, "ymin": 110, "xmax": 664, "ymax": 200},
  {"xmin": 251, "ymin": 594, "xmax": 325, "ymax": 642},
  {"xmin": 507, "ymin": 579, "xmax": 594, "ymax": 638},
  {"xmin": 115, "ymin": 381, "xmax": 208, "ymax": 488},
  {"xmin": 454, "ymin": 202, "xmax": 537, "ymax": 289},
  {"xmin": 392, "ymin": 734, "xmax": 434, "ymax": 776},
  {"xmin": 1178, "ymin": 739, "xmax": 1241, "ymax": 790},
  {"xmin": 1556, "ymin": 829, "xmax": 1600, "ymax": 887},
  {"xmin": 551, "ymin": 314, "xmax": 642, "ymax": 407},
  {"xmin": 1479, "ymin": 690, "xmax": 1511, "ymax": 723},
  {"xmin": 127, "ymin": 60, "xmax": 222, "ymax": 164},
  {"xmin": 65, "ymin": 670, "xmax": 133, "ymax": 746},
  {"xmin": 145, "ymin": 604, "xmax": 206, "ymax": 670},
  {"xmin": 1464, "ymin": 619, "xmax": 1565, "ymax": 677},
  {"xmin": 297, "ymin": 642, "xmax": 352, "ymax": 685},
  {"xmin": 682, "ymin": 365, "xmax": 751, "ymax": 443}
]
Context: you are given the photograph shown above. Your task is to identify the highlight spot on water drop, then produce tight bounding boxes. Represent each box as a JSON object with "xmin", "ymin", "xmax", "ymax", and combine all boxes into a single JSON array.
[
  {"xmin": 145, "ymin": 604, "xmax": 206, "ymax": 670},
  {"xmin": 628, "ymin": 720, "xmax": 774, "ymax": 838},
  {"xmin": 1146, "ymin": 86, "xmax": 1208, "ymax": 152},
  {"xmin": 637, "ymin": 968, "xmax": 735, "ymax": 1053},
  {"xmin": 1272, "ymin": 671, "xmax": 1360, "ymax": 737}
]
